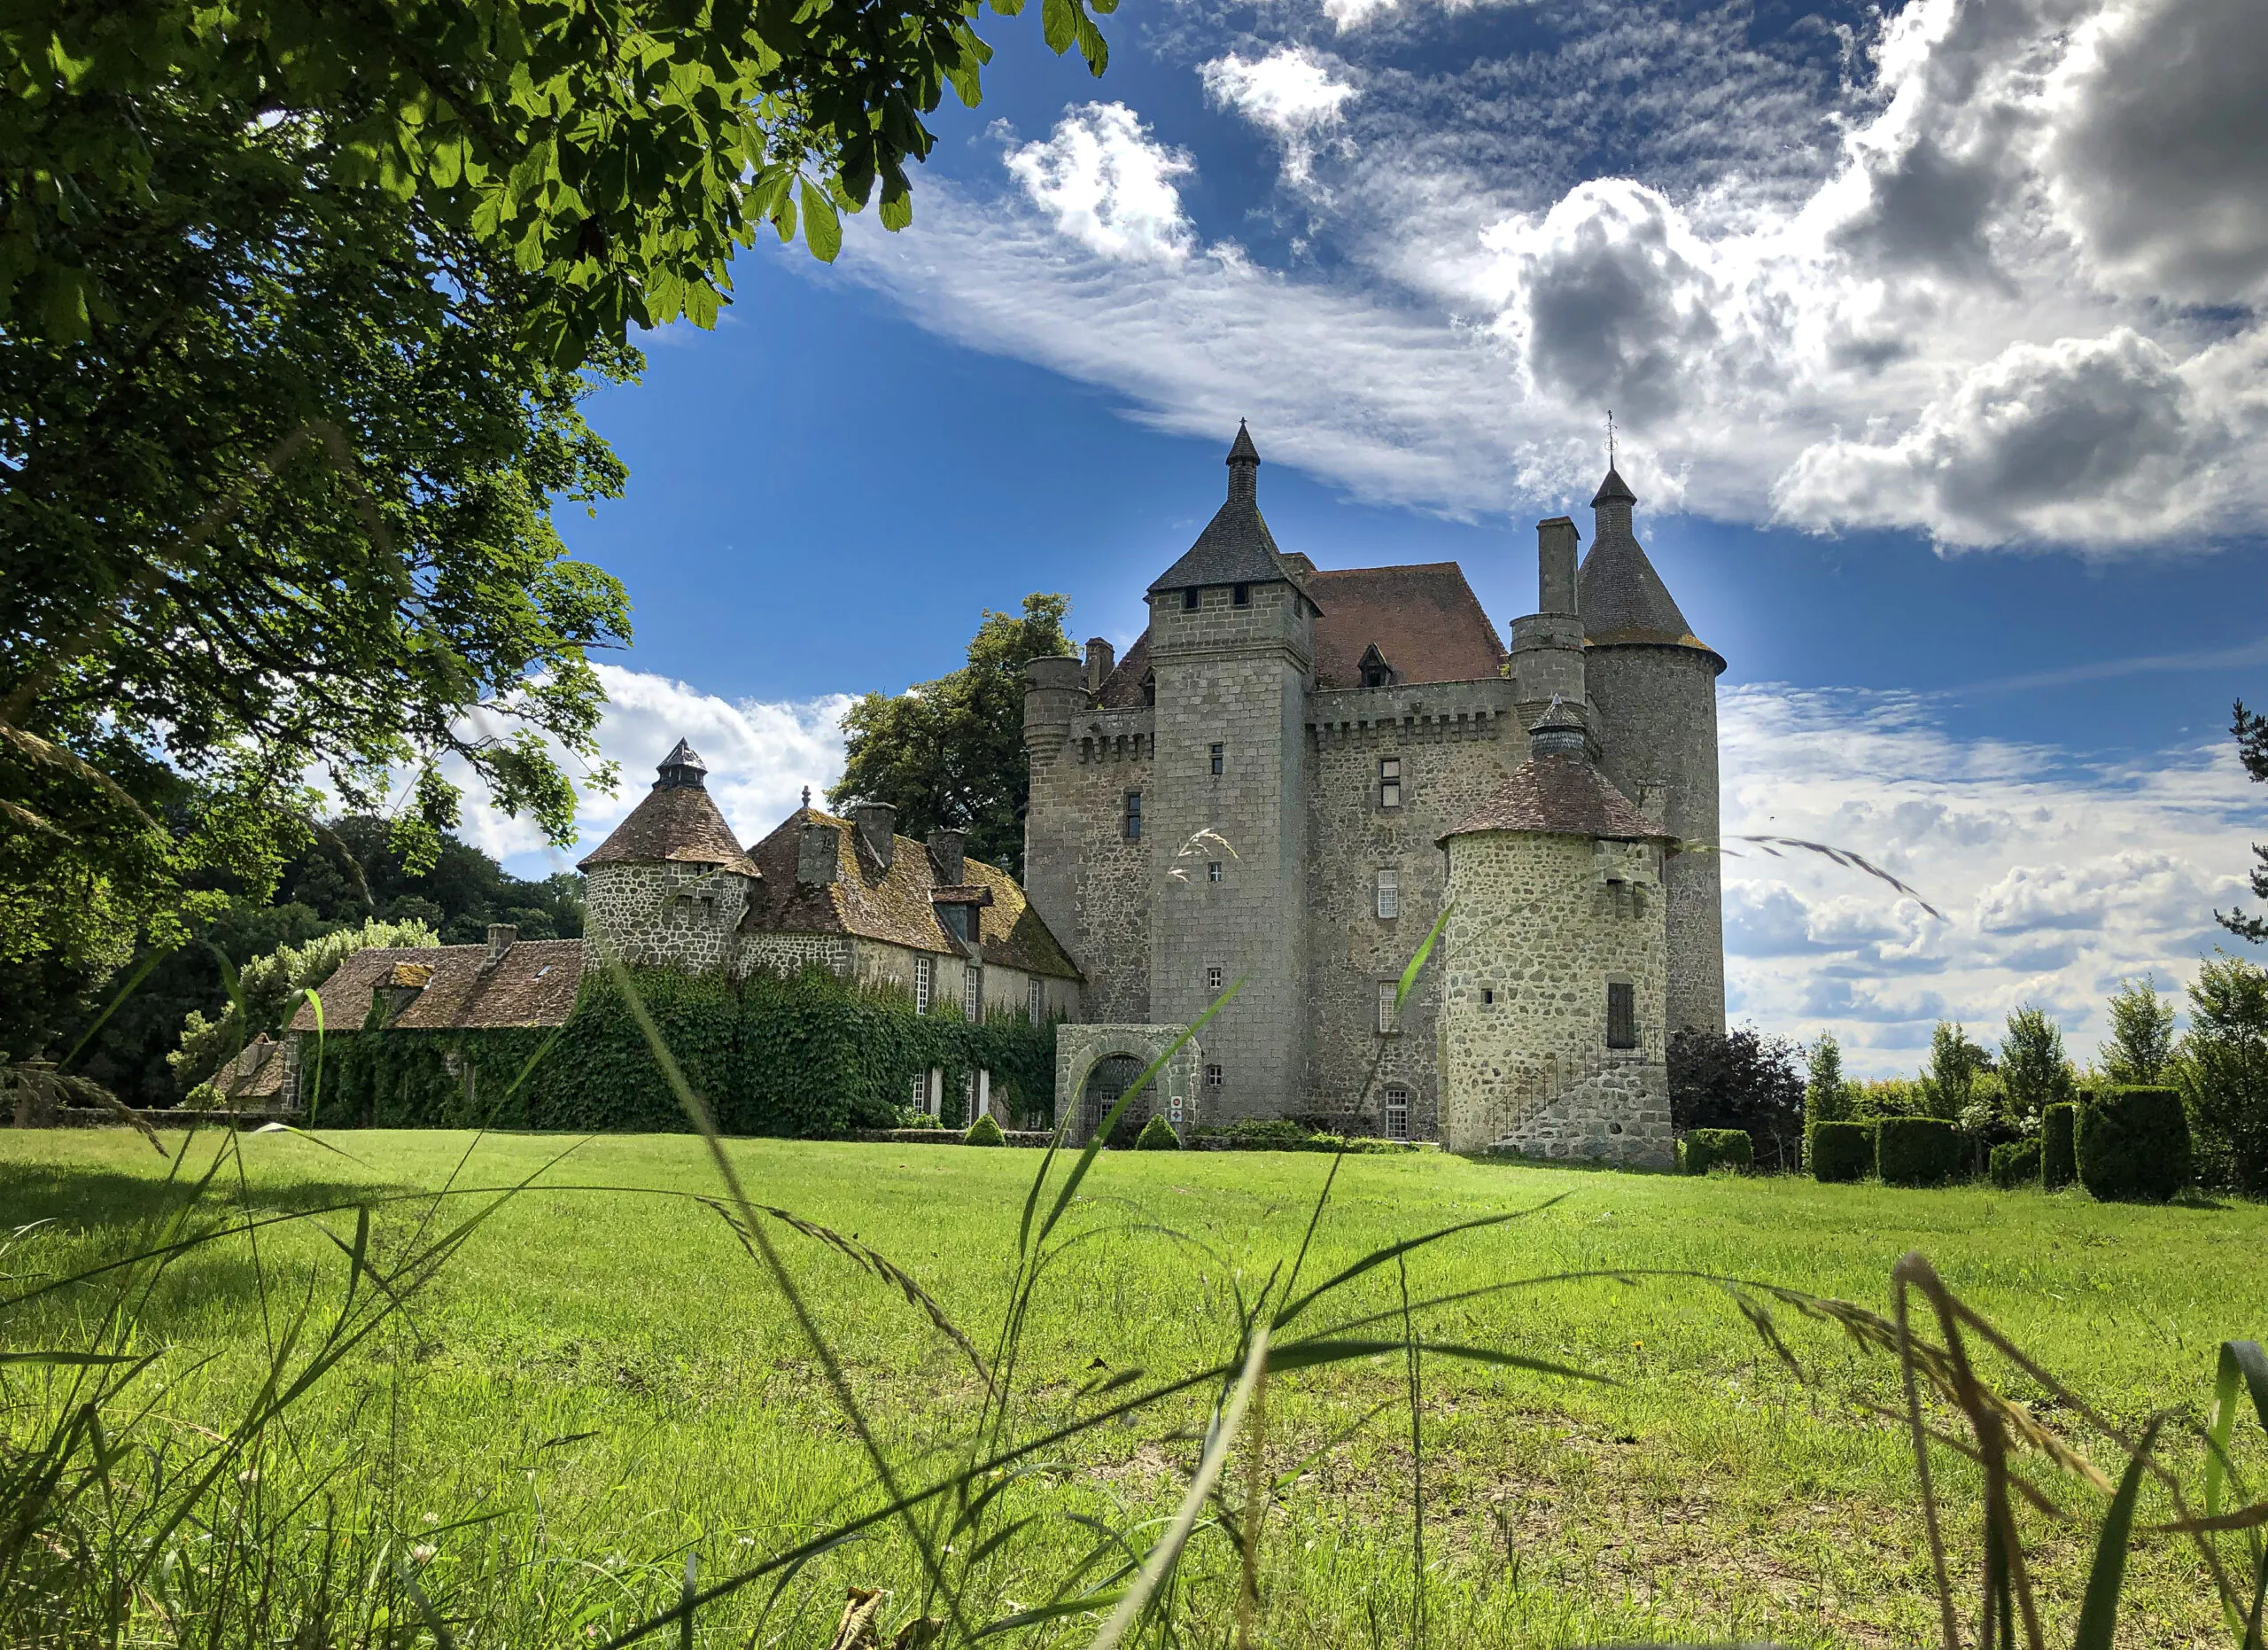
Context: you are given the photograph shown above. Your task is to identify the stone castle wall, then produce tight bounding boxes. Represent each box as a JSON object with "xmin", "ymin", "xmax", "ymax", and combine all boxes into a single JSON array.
[
  {"xmin": 585, "ymin": 862, "xmax": 752, "ymax": 974},
  {"xmin": 1437, "ymin": 830, "xmax": 1672, "ymax": 1164},
  {"xmin": 1024, "ymin": 705, "xmax": 1152, "ymax": 1022},
  {"xmin": 1584, "ymin": 645, "xmax": 1724, "ymax": 1037},
  {"xmin": 1146, "ymin": 581, "xmax": 1313, "ymax": 1122},
  {"xmin": 1301, "ymin": 679, "xmax": 1520, "ymax": 1134}
]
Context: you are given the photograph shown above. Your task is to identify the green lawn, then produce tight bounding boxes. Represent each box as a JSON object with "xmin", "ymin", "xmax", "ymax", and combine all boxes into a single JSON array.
[{"xmin": 2, "ymin": 1128, "xmax": 2259, "ymax": 1647}]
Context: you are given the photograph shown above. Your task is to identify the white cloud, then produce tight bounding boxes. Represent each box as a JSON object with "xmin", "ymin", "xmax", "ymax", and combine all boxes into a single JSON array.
[
  {"xmin": 836, "ymin": 0, "xmax": 2268, "ymax": 550},
  {"xmin": 1720, "ymin": 683, "xmax": 2261, "ymax": 1073},
  {"xmin": 1002, "ymin": 104, "xmax": 1196, "ymax": 263},
  {"xmin": 1200, "ymin": 48, "xmax": 1358, "ymax": 184},
  {"xmin": 445, "ymin": 666, "xmax": 850, "ymax": 872}
]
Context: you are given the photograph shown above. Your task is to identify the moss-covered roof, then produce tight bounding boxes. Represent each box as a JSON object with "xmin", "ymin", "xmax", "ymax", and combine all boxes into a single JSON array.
[
  {"xmin": 1438, "ymin": 754, "xmax": 1672, "ymax": 844},
  {"xmin": 288, "ymin": 939, "xmax": 586, "ymax": 1032},
  {"xmin": 742, "ymin": 807, "xmax": 1081, "ymax": 979}
]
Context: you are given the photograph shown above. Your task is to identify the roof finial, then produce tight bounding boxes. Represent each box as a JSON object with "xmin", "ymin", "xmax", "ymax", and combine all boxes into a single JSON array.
[
  {"xmin": 1606, "ymin": 409, "xmax": 1616, "ymax": 471},
  {"xmin": 802, "ymin": 785, "xmax": 811, "ymax": 808},
  {"xmin": 656, "ymin": 738, "xmax": 708, "ymax": 789}
]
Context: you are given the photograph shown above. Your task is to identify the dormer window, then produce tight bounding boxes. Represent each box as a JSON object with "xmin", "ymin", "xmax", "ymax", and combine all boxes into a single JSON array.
[{"xmin": 1358, "ymin": 644, "xmax": 1395, "ymax": 689}]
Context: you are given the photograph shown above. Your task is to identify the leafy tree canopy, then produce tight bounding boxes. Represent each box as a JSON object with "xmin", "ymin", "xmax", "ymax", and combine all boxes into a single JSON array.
[
  {"xmin": 2103, "ymin": 974, "xmax": 2178, "ymax": 1086},
  {"xmin": 1667, "ymin": 1026, "xmax": 1806, "ymax": 1171},
  {"xmin": 2177, "ymin": 953, "xmax": 2268, "ymax": 1194},
  {"xmin": 830, "ymin": 595, "xmax": 1073, "ymax": 878},
  {"xmin": 1919, "ymin": 1020, "xmax": 1989, "ymax": 1118},
  {"xmin": 1997, "ymin": 1005, "xmax": 2075, "ymax": 1123},
  {"xmin": 1805, "ymin": 1032, "xmax": 1849, "ymax": 1122},
  {"xmin": 2221, "ymin": 700, "xmax": 2268, "ymax": 941}
]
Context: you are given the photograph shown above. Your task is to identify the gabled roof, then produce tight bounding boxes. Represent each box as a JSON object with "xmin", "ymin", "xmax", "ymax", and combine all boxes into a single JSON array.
[
  {"xmin": 288, "ymin": 939, "xmax": 587, "ymax": 1033},
  {"xmin": 577, "ymin": 774, "xmax": 760, "ymax": 878},
  {"xmin": 1439, "ymin": 755, "xmax": 1671, "ymax": 844},
  {"xmin": 742, "ymin": 807, "xmax": 1082, "ymax": 980}
]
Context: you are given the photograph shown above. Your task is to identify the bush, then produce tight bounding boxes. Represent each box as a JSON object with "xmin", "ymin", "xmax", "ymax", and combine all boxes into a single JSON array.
[
  {"xmin": 2042, "ymin": 1103, "xmax": 2077, "ymax": 1188},
  {"xmin": 964, "ymin": 1114, "xmax": 1006, "ymax": 1146},
  {"xmin": 1876, "ymin": 1117, "xmax": 1964, "ymax": 1186},
  {"xmin": 1134, "ymin": 1114, "xmax": 1181, "ymax": 1150},
  {"xmin": 1988, "ymin": 1138, "xmax": 2042, "ymax": 1189},
  {"xmin": 1679, "ymin": 1128, "xmax": 1753, "ymax": 1175},
  {"xmin": 1806, "ymin": 1120, "xmax": 1872, "ymax": 1183},
  {"xmin": 1668, "ymin": 1028, "xmax": 1805, "ymax": 1171},
  {"xmin": 2077, "ymin": 1086, "xmax": 2192, "ymax": 1202}
]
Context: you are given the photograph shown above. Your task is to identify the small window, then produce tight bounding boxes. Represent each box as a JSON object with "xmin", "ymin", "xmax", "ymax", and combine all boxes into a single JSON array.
[
  {"xmin": 912, "ymin": 1070, "xmax": 928, "ymax": 1109},
  {"xmin": 1209, "ymin": 742, "xmax": 1224, "ymax": 775},
  {"xmin": 1375, "ymin": 868, "xmax": 1399, "ymax": 920},
  {"xmin": 1183, "ymin": 588, "xmax": 1200, "ymax": 611},
  {"xmin": 1204, "ymin": 1063, "xmax": 1224, "ymax": 1089},
  {"xmin": 1607, "ymin": 982, "xmax": 1637, "ymax": 1049},
  {"xmin": 1383, "ymin": 1086, "xmax": 1410, "ymax": 1141},
  {"xmin": 1206, "ymin": 964, "xmax": 1223, "ymax": 993},
  {"xmin": 1207, "ymin": 860, "xmax": 1223, "ymax": 883},
  {"xmin": 1481, "ymin": 987, "xmax": 1495, "ymax": 1006},
  {"xmin": 1028, "ymin": 976, "xmax": 1045, "ymax": 1023},
  {"xmin": 914, "ymin": 954, "xmax": 934, "ymax": 1013},
  {"xmin": 966, "ymin": 964, "xmax": 983, "ymax": 1023},
  {"xmin": 1379, "ymin": 758, "xmax": 1402, "ymax": 809},
  {"xmin": 1142, "ymin": 673, "xmax": 1156, "ymax": 705},
  {"xmin": 1124, "ymin": 790, "xmax": 1143, "ymax": 841},
  {"xmin": 1377, "ymin": 980, "xmax": 1400, "ymax": 1035},
  {"xmin": 1232, "ymin": 583, "xmax": 1250, "ymax": 607}
]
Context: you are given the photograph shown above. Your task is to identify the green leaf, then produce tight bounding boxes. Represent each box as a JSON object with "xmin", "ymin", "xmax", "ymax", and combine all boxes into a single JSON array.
[{"xmin": 800, "ymin": 180, "xmax": 841, "ymax": 261}]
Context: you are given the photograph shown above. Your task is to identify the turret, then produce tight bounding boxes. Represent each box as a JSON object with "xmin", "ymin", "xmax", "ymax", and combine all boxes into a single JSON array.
[
  {"xmin": 1508, "ymin": 516, "xmax": 1588, "ymax": 729},
  {"xmin": 577, "ymin": 739, "xmax": 761, "ymax": 974}
]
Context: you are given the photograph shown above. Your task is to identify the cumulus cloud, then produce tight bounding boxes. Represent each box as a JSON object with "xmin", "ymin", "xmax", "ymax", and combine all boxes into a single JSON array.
[
  {"xmin": 1002, "ymin": 104, "xmax": 1196, "ymax": 263},
  {"xmin": 1720, "ymin": 684, "xmax": 2256, "ymax": 1073},
  {"xmin": 1200, "ymin": 47, "xmax": 1358, "ymax": 184},
  {"xmin": 834, "ymin": 0, "xmax": 2268, "ymax": 549}
]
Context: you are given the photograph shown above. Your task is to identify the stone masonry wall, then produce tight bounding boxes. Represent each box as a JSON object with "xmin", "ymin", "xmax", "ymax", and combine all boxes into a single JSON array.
[
  {"xmin": 1301, "ymin": 678, "xmax": 1521, "ymax": 1137},
  {"xmin": 586, "ymin": 862, "xmax": 752, "ymax": 973},
  {"xmin": 1147, "ymin": 581, "xmax": 1312, "ymax": 1122},
  {"xmin": 1039, "ymin": 708, "xmax": 1152, "ymax": 1022},
  {"xmin": 1437, "ymin": 831, "xmax": 1671, "ymax": 1164},
  {"xmin": 739, "ymin": 932, "xmax": 854, "ymax": 978},
  {"xmin": 1584, "ymin": 644, "xmax": 1723, "ymax": 1037}
]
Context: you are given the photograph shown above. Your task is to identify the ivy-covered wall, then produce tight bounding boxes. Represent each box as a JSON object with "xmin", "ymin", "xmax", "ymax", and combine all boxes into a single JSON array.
[{"xmin": 304, "ymin": 965, "xmax": 1059, "ymax": 1136}]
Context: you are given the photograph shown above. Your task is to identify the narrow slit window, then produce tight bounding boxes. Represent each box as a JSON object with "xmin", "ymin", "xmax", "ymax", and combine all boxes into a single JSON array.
[
  {"xmin": 1606, "ymin": 982, "xmax": 1637, "ymax": 1049},
  {"xmin": 1028, "ymin": 976, "xmax": 1045, "ymax": 1023},
  {"xmin": 1209, "ymin": 742, "xmax": 1224, "ymax": 775},
  {"xmin": 1123, "ymin": 790, "xmax": 1143, "ymax": 841},
  {"xmin": 914, "ymin": 954, "xmax": 934, "ymax": 1014},
  {"xmin": 1377, "ymin": 980, "xmax": 1400, "ymax": 1035},
  {"xmin": 1379, "ymin": 758, "xmax": 1402, "ymax": 809},
  {"xmin": 1383, "ymin": 1086, "xmax": 1410, "ymax": 1141},
  {"xmin": 1375, "ymin": 868, "xmax": 1399, "ymax": 920}
]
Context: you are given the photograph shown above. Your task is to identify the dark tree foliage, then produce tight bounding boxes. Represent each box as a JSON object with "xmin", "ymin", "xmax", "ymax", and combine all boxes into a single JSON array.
[
  {"xmin": 58, "ymin": 821, "xmax": 582, "ymax": 1107},
  {"xmin": 1668, "ymin": 1026, "xmax": 1807, "ymax": 1171},
  {"xmin": 830, "ymin": 595, "xmax": 1073, "ymax": 879},
  {"xmin": 2219, "ymin": 700, "xmax": 2268, "ymax": 940}
]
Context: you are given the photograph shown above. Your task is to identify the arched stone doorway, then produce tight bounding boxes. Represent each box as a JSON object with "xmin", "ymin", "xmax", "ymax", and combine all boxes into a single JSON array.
[{"xmin": 1054, "ymin": 1023, "xmax": 1203, "ymax": 1144}]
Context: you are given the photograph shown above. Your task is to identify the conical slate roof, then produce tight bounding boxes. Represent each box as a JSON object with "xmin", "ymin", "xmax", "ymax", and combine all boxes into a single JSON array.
[
  {"xmin": 1575, "ymin": 468, "xmax": 1720, "ymax": 663},
  {"xmin": 577, "ymin": 742, "xmax": 760, "ymax": 877},
  {"xmin": 1438, "ymin": 754, "xmax": 1670, "ymax": 844},
  {"xmin": 1147, "ymin": 425, "xmax": 1319, "ymax": 603}
]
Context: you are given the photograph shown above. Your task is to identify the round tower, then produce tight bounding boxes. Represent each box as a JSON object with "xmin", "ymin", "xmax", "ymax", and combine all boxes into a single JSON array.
[
  {"xmin": 576, "ymin": 740, "xmax": 762, "ymax": 974},
  {"xmin": 1575, "ymin": 467, "xmax": 1725, "ymax": 1037}
]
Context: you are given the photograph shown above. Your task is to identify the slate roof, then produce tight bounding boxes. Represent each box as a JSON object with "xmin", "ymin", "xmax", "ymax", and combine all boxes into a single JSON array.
[
  {"xmin": 742, "ymin": 807, "xmax": 1081, "ymax": 979},
  {"xmin": 1576, "ymin": 472, "xmax": 1721, "ymax": 662},
  {"xmin": 1099, "ymin": 561, "xmax": 1505, "ymax": 704},
  {"xmin": 288, "ymin": 939, "xmax": 587, "ymax": 1032},
  {"xmin": 1438, "ymin": 755, "xmax": 1673, "ymax": 844},
  {"xmin": 1146, "ymin": 427, "xmax": 1318, "ymax": 599},
  {"xmin": 577, "ymin": 777, "xmax": 761, "ymax": 878},
  {"xmin": 1590, "ymin": 465, "xmax": 1637, "ymax": 507}
]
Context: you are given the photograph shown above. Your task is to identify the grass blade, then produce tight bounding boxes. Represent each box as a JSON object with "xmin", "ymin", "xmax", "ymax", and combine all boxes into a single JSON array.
[{"xmin": 2074, "ymin": 1416, "xmax": 2166, "ymax": 1650}]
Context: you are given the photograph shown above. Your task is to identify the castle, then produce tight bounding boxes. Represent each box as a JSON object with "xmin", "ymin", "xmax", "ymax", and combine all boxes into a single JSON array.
[{"xmin": 1021, "ymin": 426, "xmax": 1724, "ymax": 1164}]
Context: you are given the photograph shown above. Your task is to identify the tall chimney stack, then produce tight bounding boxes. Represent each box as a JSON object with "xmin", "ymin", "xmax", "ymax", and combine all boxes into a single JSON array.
[
  {"xmin": 1084, "ymin": 638, "xmax": 1115, "ymax": 696},
  {"xmin": 850, "ymin": 801, "xmax": 897, "ymax": 870},
  {"xmin": 1538, "ymin": 517, "xmax": 1579, "ymax": 615}
]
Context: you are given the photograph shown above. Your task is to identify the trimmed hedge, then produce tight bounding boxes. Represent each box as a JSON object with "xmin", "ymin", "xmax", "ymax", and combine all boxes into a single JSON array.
[
  {"xmin": 1876, "ymin": 1117, "xmax": 1964, "ymax": 1186},
  {"xmin": 2042, "ymin": 1102, "xmax": 2078, "ymax": 1189},
  {"xmin": 1134, "ymin": 1114, "xmax": 1182, "ymax": 1150},
  {"xmin": 1806, "ymin": 1120, "xmax": 1873, "ymax": 1183},
  {"xmin": 308, "ymin": 964, "xmax": 1058, "ymax": 1139},
  {"xmin": 964, "ymin": 1115, "xmax": 1006, "ymax": 1146},
  {"xmin": 1988, "ymin": 1138, "xmax": 2042, "ymax": 1190},
  {"xmin": 1680, "ymin": 1128, "xmax": 1753, "ymax": 1175},
  {"xmin": 2077, "ymin": 1086, "xmax": 2192, "ymax": 1202}
]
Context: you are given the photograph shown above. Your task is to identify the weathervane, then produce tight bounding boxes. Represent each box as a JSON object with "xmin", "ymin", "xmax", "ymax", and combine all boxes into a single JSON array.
[{"xmin": 1607, "ymin": 409, "xmax": 1617, "ymax": 469}]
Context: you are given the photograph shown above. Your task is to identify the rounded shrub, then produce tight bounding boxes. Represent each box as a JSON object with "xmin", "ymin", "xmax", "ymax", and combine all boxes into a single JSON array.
[
  {"xmin": 2041, "ymin": 1102, "xmax": 2078, "ymax": 1189},
  {"xmin": 1134, "ymin": 1114, "xmax": 1182, "ymax": 1150},
  {"xmin": 964, "ymin": 1114, "xmax": 1006, "ymax": 1147},
  {"xmin": 1876, "ymin": 1117, "xmax": 1964, "ymax": 1186},
  {"xmin": 2077, "ymin": 1086, "xmax": 2192, "ymax": 1202},
  {"xmin": 1988, "ymin": 1138, "xmax": 2042, "ymax": 1190},
  {"xmin": 1680, "ymin": 1128, "xmax": 1753, "ymax": 1175},
  {"xmin": 1807, "ymin": 1120, "xmax": 1873, "ymax": 1183}
]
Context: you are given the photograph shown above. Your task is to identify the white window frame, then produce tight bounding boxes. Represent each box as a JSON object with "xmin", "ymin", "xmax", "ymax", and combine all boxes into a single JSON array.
[
  {"xmin": 1377, "ymin": 980, "xmax": 1400, "ymax": 1035},
  {"xmin": 1205, "ymin": 963, "xmax": 1223, "ymax": 993},
  {"xmin": 913, "ymin": 954, "xmax": 934, "ymax": 1013},
  {"xmin": 966, "ymin": 963, "xmax": 982, "ymax": 1024},
  {"xmin": 1208, "ymin": 860, "xmax": 1223, "ymax": 883},
  {"xmin": 1375, "ymin": 868, "xmax": 1399, "ymax": 920},
  {"xmin": 1383, "ymin": 1086, "xmax": 1410, "ymax": 1140},
  {"xmin": 911, "ymin": 1070, "xmax": 927, "ymax": 1111},
  {"xmin": 1204, "ymin": 1063, "xmax": 1223, "ymax": 1090},
  {"xmin": 1379, "ymin": 758, "xmax": 1402, "ymax": 809},
  {"xmin": 1028, "ymin": 975, "xmax": 1045, "ymax": 1023}
]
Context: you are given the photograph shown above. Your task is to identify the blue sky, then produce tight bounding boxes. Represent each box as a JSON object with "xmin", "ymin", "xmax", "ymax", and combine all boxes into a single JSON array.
[{"xmin": 473, "ymin": 0, "xmax": 2268, "ymax": 1074}]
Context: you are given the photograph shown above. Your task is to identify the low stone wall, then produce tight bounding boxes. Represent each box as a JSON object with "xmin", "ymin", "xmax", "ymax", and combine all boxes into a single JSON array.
[{"xmin": 849, "ymin": 1128, "xmax": 1057, "ymax": 1148}]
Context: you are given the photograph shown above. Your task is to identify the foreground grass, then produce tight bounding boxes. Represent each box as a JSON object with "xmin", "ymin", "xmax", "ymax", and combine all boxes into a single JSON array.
[{"xmin": 3, "ymin": 1128, "xmax": 2260, "ymax": 1646}]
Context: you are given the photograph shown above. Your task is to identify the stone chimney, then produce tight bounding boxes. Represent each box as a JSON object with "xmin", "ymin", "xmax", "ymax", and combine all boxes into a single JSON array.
[
  {"xmin": 797, "ymin": 820, "xmax": 841, "ymax": 884},
  {"xmin": 850, "ymin": 801, "xmax": 897, "ymax": 870},
  {"xmin": 484, "ymin": 923, "xmax": 517, "ymax": 968},
  {"xmin": 928, "ymin": 827, "xmax": 966, "ymax": 884},
  {"xmin": 1538, "ymin": 517, "xmax": 1579, "ymax": 615},
  {"xmin": 1084, "ymin": 637, "xmax": 1115, "ymax": 696}
]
